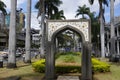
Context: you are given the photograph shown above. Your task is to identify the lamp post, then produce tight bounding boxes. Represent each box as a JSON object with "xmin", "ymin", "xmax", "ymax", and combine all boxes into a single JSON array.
[
  {"xmin": 97, "ymin": 34, "xmax": 100, "ymax": 50},
  {"xmin": 97, "ymin": 34, "xmax": 100, "ymax": 57}
]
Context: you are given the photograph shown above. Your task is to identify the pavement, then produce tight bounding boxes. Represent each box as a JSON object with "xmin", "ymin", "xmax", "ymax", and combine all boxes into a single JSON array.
[{"xmin": 57, "ymin": 76, "xmax": 80, "ymax": 80}]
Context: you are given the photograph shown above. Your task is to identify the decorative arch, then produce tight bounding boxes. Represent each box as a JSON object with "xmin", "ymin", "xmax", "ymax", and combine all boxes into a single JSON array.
[
  {"xmin": 46, "ymin": 19, "xmax": 91, "ymax": 42},
  {"xmin": 45, "ymin": 19, "xmax": 92, "ymax": 80}
]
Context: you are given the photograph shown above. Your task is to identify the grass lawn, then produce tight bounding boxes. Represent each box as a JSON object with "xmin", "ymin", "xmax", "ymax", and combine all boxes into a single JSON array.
[
  {"xmin": 55, "ymin": 52, "xmax": 120, "ymax": 80},
  {"xmin": 0, "ymin": 54, "xmax": 120, "ymax": 80},
  {"xmin": 56, "ymin": 54, "xmax": 81, "ymax": 64},
  {"xmin": 0, "ymin": 59, "xmax": 44, "ymax": 80},
  {"xmin": 94, "ymin": 62, "xmax": 120, "ymax": 80}
]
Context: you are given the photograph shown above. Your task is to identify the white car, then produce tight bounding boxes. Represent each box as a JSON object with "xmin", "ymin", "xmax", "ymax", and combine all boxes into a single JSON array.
[{"xmin": 0, "ymin": 51, "xmax": 8, "ymax": 59}]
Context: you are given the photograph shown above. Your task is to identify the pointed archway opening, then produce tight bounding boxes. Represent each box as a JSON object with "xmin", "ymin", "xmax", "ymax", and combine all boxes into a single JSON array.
[
  {"xmin": 45, "ymin": 19, "xmax": 92, "ymax": 80},
  {"xmin": 54, "ymin": 28, "xmax": 83, "ymax": 53},
  {"xmin": 53, "ymin": 27, "xmax": 83, "ymax": 77}
]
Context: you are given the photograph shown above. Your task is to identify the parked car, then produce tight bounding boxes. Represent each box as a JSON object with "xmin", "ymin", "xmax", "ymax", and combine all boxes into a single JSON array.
[
  {"xmin": 16, "ymin": 52, "xmax": 22, "ymax": 57},
  {"xmin": 0, "ymin": 51, "xmax": 22, "ymax": 59},
  {"xmin": 0, "ymin": 51, "xmax": 8, "ymax": 59}
]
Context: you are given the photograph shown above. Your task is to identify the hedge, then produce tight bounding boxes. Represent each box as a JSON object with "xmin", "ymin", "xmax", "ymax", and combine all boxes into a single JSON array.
[
  {"xmin": 32, "ymin": 58, "xmax": 110, "ymax": 73},
  {"xmin": 32, "ymin": 59, "xmax": 45, "ymax": 73},
  {"xmin": 92, "ymin": 58, "xmax": 110, "ymax": 72}
]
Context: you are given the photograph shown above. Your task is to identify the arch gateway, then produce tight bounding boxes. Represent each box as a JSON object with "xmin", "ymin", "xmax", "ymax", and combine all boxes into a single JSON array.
[{"xmin": 45, "ymin": 19, "xmax": 92, "ymax": 80}]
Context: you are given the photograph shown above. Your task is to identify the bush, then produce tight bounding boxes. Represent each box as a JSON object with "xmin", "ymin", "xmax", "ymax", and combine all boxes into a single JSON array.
[
  {"xmin": 32, "ymin": 58, "xmax": 110, "ymax": 73},
  {"xmin": 92, "ymin": 58, "xmax": 110, "ymax": 72},
  {"xmin": 32, "ymin": 59, "xmax": 80, "ymax": 73},
  {"xmin": 32, "ymin": 59, "xmax": 45, "ymax": 73},
  {"xmin": 55, "ymin": 64, "xmax": 81, "ymax": 73}
]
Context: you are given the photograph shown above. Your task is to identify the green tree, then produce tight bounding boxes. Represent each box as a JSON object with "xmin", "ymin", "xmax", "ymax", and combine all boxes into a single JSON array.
[
  {"xmin": 51, "ymin": 10, "xmax": 66, "ymax": 20},
  {"xmin": 35, "ymin": 0, "xmax": 63, "ymax": 19},
  {"xmin": 56, "ymin": 31, "xmax": 74, "ymax": 52},
  {"xmin": 89, "ymin": 12, "xmax": 100, "ymax": 46},
  {"xmin": 0, "ymin": 0, "xmax": 7, "ymax": 15},
  {"xmin": 35, "ymin": 0, "xmax": 64, "ymax": 55},
  {"xmin": 89, "ymin": 0, "xmax": 109, "ymax": 58},
  {"xmin": 75, "ymin": 5, "xmax": 100, "ymax": 50},
  {"xmin": 75, "ymin": 4, "xmax": 90, "ymax": 19}
]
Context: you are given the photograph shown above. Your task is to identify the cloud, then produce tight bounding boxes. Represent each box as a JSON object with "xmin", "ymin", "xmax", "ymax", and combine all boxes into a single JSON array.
[
  {"xmin": 1, "ymin": 0, "xmax": 120, "ymax": 28},
  {"xmin": 59, "ymin": 0, "xmax": 79, "ymax": 19},
  {"xmin": 31, "ymin": 12, "xmax": 40, "ymax": 29},
  {"xmin": 24, "ymin": 12, "xmax": 40, "ymax": 29},
  {"xmin": 60, "ymin": 0, "xmax": 120, "ymax": 22},
  {"xmin": 59, "ymin": 0, "xmax": 99, "ymax": 19},
  {"xmin": 114, "ymin": 0, "xmax": 120, "ymax": 6}
]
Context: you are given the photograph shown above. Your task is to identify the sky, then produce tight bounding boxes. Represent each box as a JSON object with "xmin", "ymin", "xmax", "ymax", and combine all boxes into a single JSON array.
[{"xmin": 1, "ymin": 0, "xmax": 120, "ymax": 29}]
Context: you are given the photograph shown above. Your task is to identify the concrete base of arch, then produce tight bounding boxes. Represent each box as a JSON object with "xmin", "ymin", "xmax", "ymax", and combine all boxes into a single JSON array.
[
  {"xmin": 81, "ymin": 42, "xmax": 92, "ymax": 80},
  {"xmin": 45, "ymin": 41, "xmax": 55, "ymax": 80},
  {"xmin": 45, "ymin": 42, "xmax": 92, "ymax": 80}
]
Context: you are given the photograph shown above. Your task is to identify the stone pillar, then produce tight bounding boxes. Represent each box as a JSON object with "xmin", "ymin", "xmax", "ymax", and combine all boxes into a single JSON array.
[
  {"xmin": 45, "ymin": 41, "xmax": 55, "ymax": 80},
  {"xmin": 81, "ymin": 42, "xmax": 92, "ymax": 80}
]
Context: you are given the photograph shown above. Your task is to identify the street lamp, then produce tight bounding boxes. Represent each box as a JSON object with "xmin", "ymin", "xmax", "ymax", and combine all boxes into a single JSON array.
[
  {"xmin": 97, "ymin": 34, "xmax": 100, "ymax": 56},
  {"xmin": 97, "ymin": 34, "xmax": 100, "ymax": 48}
]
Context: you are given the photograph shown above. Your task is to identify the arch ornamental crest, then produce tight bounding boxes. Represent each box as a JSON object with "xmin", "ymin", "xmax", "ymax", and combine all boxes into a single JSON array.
[{"xmin": 47, "ymin": 19, "xmax": 91, "ymax": 42}]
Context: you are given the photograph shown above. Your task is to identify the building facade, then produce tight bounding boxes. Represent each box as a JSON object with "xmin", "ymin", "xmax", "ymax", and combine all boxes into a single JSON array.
[
  {"xmin": 0, "ymin": 9, "xmax": 26, "ymax": 49},
  {"xmin": 105, "ymin": 16, "xmax": 120, "ymax": 57}
]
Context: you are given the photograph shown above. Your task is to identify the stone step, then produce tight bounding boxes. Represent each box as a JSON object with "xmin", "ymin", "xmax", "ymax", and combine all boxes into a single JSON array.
[{"xmin": 57, "ymin": 76, "xmax": 80, "ymax": 80}]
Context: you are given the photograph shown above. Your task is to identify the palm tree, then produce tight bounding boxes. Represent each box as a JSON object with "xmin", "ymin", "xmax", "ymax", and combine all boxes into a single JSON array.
[
  {"xmin": 89, "ymin": 0, "xmax": 109, "ymax": 58},
  {"xmin": 25, "ymin": 0, "xmax": 31, "ymax": 63},
  {"xmin": 35, "ymin": 0, "xmax": 63, "ymax": 19},
  {"xmin": 88, "ymin": 12, "xmax": 100, "ymax": 55},
  {"xmin": 44, "ymin": 0, "xmax": 62, "ymax": 19},
  {"xmin": 35, "ymin": 0, "xmax": 63, "ymax": 56},
  {"xmin": 51, "ymin": 10, "xmax": 66, "ymax": 20},
  {"xmin": 36, "ymin": 0, "xmax": 45, "ymax": 57},
  {"xmin": 7, "ymin": 0, "xmax": 17, "ymax": 68},
  {"xmin": 75, "ymin": 4, "xmax": 90, "ymax": 19},
  {"xmin": 75, "ymin": 5, "xmax": 100, "ymax": 53},
  {"xmin": 0, "ymin": 0, "xmax": 7, "ymax": 15}
]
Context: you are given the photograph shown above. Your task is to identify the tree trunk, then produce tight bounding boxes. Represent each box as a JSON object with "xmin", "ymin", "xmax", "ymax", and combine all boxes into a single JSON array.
[
  {"xmin": 110, "ymin": 0, "xmax": 115, "ymax": 61},
  {"xmin": 110, "ymin": 0, "xmax": 115, "ymax": 38},
  {"xmin": 7, "ymin": 0, "xmax": 17, "ymax": 68},
  {"xmin": 99, "ymin": 2, "xmax": 105, "ymax": 58},
  {"xmin": 40, "ymin": 0, "xmax": 45, "ymax": 58},
  {"xmin": 40, "ymin": 13, "xmax": 45, "ymax": 58},
  {"xmin": 25, "ymin": 0, "xmax": 31, "ymax": 63}
]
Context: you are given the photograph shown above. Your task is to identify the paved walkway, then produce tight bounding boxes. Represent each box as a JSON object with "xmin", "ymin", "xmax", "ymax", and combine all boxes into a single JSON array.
[{"xmin": 57, "ymin": 76, "xmax": 80, "ymax": 80}]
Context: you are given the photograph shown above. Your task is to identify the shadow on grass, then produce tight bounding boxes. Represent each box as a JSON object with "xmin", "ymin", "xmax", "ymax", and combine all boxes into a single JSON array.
[
  {"xmin": 0, "ymin": 73, "xmax": 99, "ymax": 80},
  {"xmin": 0, "ymin": 73, "xmax": 44, "ymax": 80},
  {"xmin": 0, "ymin": 76, "xmax": 21, "ymax": 80}
]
